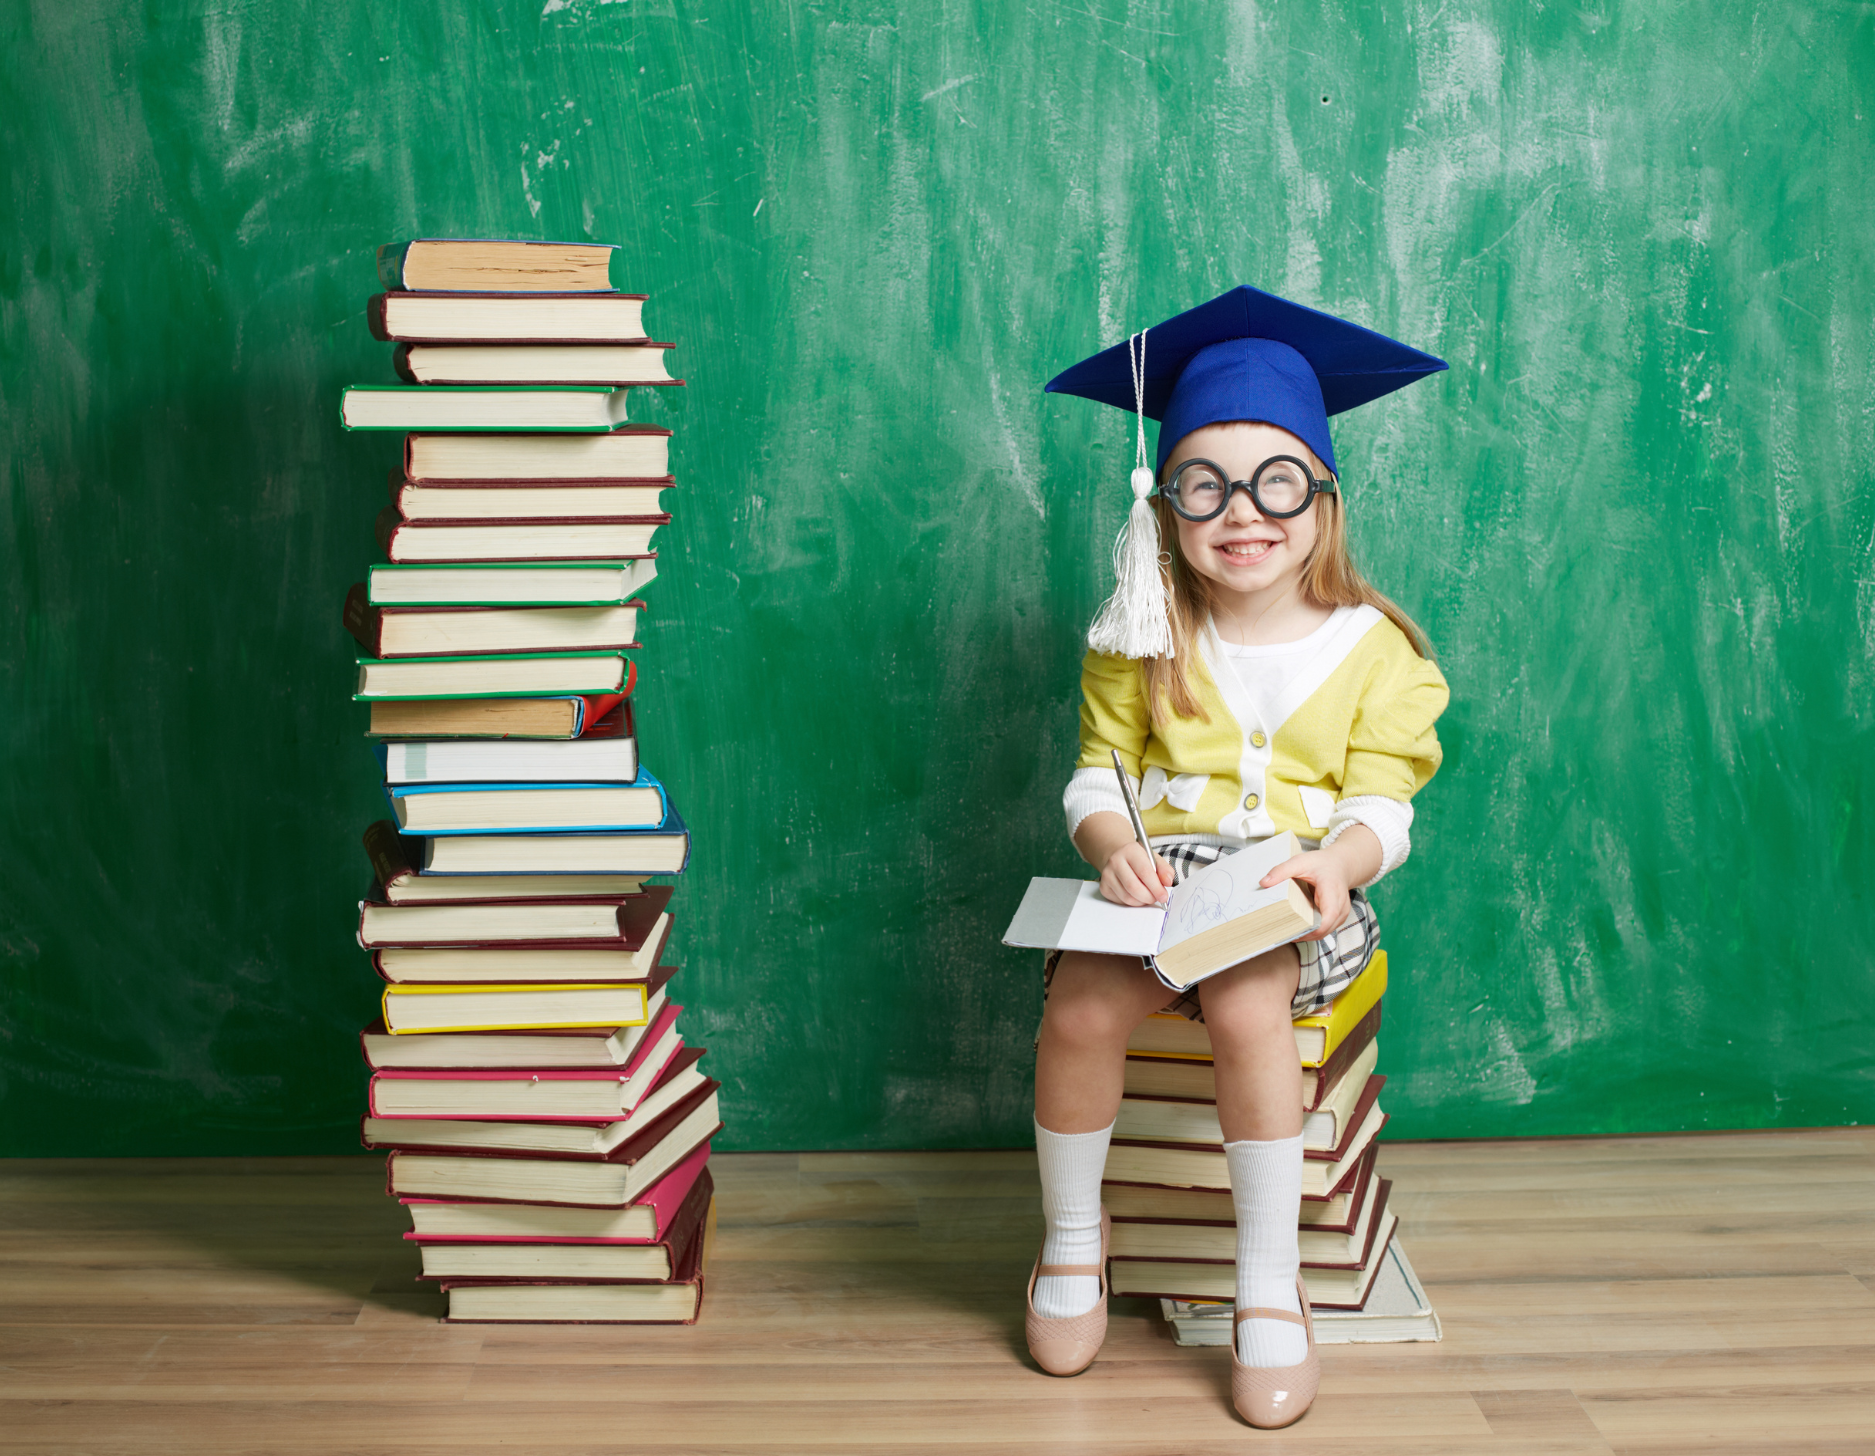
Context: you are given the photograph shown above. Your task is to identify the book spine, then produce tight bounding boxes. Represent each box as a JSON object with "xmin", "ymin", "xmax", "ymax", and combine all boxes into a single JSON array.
[
  {"xmin": 1306, "ymin": 1002, "xmax": 1383, "ymax": 1112},
  {"xmin": 376, "ymin": 506, "xmax": 401, "ymax": 561},
  {"xmin": 392, "ymin": 344, "xmax": 418, "ymax": 385},
  {"xmin": 377, "ymin": 244, "xmax": 410, "ymax": 292},
  {"xmin": 343, "ymin": 583, "xmax": 385, "ymax": 655},
  {"xmin": 368, "ymin": 293, "xmax": 392, "ymax": 343},
  {"xmin": 362, "ymin": 820, "xmax": 414, "ymax": 889}
]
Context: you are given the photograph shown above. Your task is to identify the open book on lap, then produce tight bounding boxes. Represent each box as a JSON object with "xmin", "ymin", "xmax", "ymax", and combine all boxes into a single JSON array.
[{"xmin": 1002, "ymin": 832, "xmax": 1318, "ymax": 992}]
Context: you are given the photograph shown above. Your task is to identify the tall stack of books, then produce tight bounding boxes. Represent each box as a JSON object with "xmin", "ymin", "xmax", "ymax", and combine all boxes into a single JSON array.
[
  {"xmin": 341, "ymin": 238, "xmax": 720, "ymax": 1325},
  {"xmin": 1104, "ymin": 951, "xmax": 1441, "ymax": 1344}
]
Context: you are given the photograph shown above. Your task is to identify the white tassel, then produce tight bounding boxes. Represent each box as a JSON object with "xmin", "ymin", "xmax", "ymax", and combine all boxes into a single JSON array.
[
  {"xmin": 1086, "ymin": 329, "xmax": 1171, "ymax": 659},
  {"xmin": 1086, "ymin": 466, "xmax": 1172, "ymax": 658}
]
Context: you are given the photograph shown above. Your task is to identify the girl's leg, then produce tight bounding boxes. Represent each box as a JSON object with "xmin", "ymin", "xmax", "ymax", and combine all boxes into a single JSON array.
[
  {"xmin": 1031, "ymin": 951, "xmax": 1170, "ymax": 1317},
  {"xmin": 1201, "ymin": 945, "xmax": 1309, "ymax": 1367}
]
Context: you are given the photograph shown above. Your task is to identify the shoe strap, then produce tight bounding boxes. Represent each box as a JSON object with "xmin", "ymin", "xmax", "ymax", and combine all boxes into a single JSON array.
[
  {"xmin": 1234, "ymin": 1305, "xmax": 1306, "ymax": 1328},
  {"xmin": 1037, "ymin": 1263, "xmax": 1103, "ymax": 1277}
]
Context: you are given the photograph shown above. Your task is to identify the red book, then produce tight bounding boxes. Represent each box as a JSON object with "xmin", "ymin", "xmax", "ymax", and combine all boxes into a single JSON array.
[
  {"xmin": 357, "ymin": 884, "xmax": 671, "ymax": 951},
  {"xmin": 368, "ymin": 1002, "xmax": 686, "ymax": 1121},
  {"xmin": 401, "ymin": 1141, "xmax": 714, "ymax": 1244},
  {"xmin": 384, "ymin": 1079, "xmax": 722, "ymax": 1207},
  {"xmin": 366, "ymin": 291, "xmax": 652, "ymax": 345},
  {"xmin": 413, "ymin": 1166, "xmax": 714, "ymax": 1283},
  {"xmin": 438, "ymin": 1197, "xmax": 714, "ymax": 1324},
  {"xmin": 364, "ymin": 1048, "xmax": 709, "ymax": 1157},
  {"xmin": 388, "ymin": 468, "xmax": 676, "ymax": 522}
]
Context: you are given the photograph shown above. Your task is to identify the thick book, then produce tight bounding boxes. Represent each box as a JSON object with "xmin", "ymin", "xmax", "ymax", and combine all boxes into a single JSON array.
[
  {"xmin": 1104, "ymin": 1096, "xmax": 1387, "ymax": 1198},
  {"xmin": 392, "ymin": 475, "xmax": 672, "ymax": 523},
  {"xmin": 370, "ymin": 1003, "xmax": 684, "ymax": 1121},
  {"xmin": 1126, "ymin": 950, "xmax": 1388, "ymax": 1069},
  {"xmin": 1111, "ymin": 1178, "xmax": 1391, "ymax": 1273},
  {"xmin": 439, "ymin": 1204, "xmax": 711, "ymax": 1324},
  {"xmin": 414, "ymin": 807, "xmax": 691, "ymax": 876},
  {"xmin": 354, "ymin": 651, "xmax": 633, "ymax": 701},
  {"xmin": 1163, "ymin": 1236, "xmax": 1441, "ymax": 1346},
  {"xmin": 1110, "ymin": 1212, "xmax": 1398, "ymax": 1310},
  {"xmin": 404, "ymin": 428, "xmax": 670, "ymax": 482},
  {"xmin": 415, "ymin": 1166, "xmax": 713, "ymax": 1284},
  {"xmin": 381, "ymin": 980, "xmax": 652, "ymax": 1035},
  {"xmin": 1003, "ymin": 832, "xmax": 1317, "ymax": 992},
  {"xmin": 373, "ymin": 925, "xmax": 674, "ymax": 986},
  {"xmin": 401, "ymin": 1142, "xmax": 711, "ymax": 1242},
  {"xmin": 364, "ymin": 1048, "xmax": 708, "ymax": 1155},
  {"xmin": 1115, "ymin": 1058, "xmax": 1383, "ymax": 1155},
  {"xmin": 359, "ymin": 982, "xmax": 674, "ymax": 1069},
  {"xmin": 385, "ymin": 773, "xmax": 670, "ymax": 835},
  {"xmin": 345, "ymin": 587, "xmax": 646, "ymax": 658},
  {"xmin": 366, "ymin": 817, "xmax": 647, "ymax": 901},
  {"xmin": 386, "ymin": 1084, "xmax": 722, "ymax": 1207},
  {"xmin": 341, "ymin": 385, "xmax": 634, "ymax": 432},
  {"xmin": 395, "ymin": 342, "xmax": 680, "ymax": 386},
  {"xmin": 366, "ymin": 692, "xmax": 625, "ymax": 739},
  {"xmin": 376, "ymin": 508, "xmax": 666, "ymax": 564},
  {"xmin": 369, "ymin": 290, "xmax": 649, "ymax": 343},
  {"xmin": 1124, "ymin": 1004, "xmax": 1380, "ymax": 1109},
  {"xmin": 367, "ymin": 557, "xmax": 659, "ymax": 604},
  {"xmin": 1105, "ymin": 1146, "xmax": 1379, "ymax": 1232},
  {"xmin": 376, "ymin": 239, "xmax": 619, "ymax": 294},
  {"xmin": 376, "ymin": 726, "xmax": 638, "ymax": 791},
  {"xmin": 357, "ymin": 883, "xmax": 671, "ymax": 950}
]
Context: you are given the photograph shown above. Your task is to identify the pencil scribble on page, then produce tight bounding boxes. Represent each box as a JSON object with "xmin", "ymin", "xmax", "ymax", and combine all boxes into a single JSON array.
[{"xmin": 1175, "ymin": 868, "xmax": 1233, "ymax": 931}]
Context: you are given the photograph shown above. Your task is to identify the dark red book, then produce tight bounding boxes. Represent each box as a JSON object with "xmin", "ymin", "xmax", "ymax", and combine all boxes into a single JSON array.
[
  {"xmin": 401, "ymin": 1140, "xmax": 712, "ymax": 1241},
  {"xmin": 363, "ymin": 1046, "xmax": 708, "ymax": 1155},
  {"xmin": 414, "ymin": 1167, "xmax": 714, "ymax": 1284},
  {"xmin": 357, "ymin": 884, "xmax": 671, "ymax": 951},
  {"xmin": 387, "ymin": 467, "xmax": 675, "ymax": 522},
  {"xmin": 384, "ymin": 1078, "xmax": 723, "ymax": 1207},
  {"xmin": 367, "ymin": 290, "xmax": 652, "ymax": 345},
  {"xmin": 438, "ymin": 1195, "xmax": 714, "ymax": 1324}
]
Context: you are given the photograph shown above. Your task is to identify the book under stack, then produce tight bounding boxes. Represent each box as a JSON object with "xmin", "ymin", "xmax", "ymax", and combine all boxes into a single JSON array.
[
  {"xmin": 1103, "ymin": 951, "xmax": 1440, "ymax": 1343},
  {"xmin": 342, "ymin": 238, "xmax": 719, "ymax": 1324}
]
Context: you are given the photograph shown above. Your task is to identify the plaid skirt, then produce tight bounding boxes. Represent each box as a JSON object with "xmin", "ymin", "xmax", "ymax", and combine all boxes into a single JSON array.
[{"xmin": 1041, "ymin": 840, "xmax": 1379, "ymax": 1020}]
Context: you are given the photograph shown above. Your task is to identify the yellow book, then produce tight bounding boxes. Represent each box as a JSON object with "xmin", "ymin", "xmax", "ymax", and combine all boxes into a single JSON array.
[
  {"xmin": 1123, "ymin": 950, "xmax": 1387, "ymax": 1069},
  {"xmin": 381, "ymin": 981, "xmax": 650, "ymax": 1035}
]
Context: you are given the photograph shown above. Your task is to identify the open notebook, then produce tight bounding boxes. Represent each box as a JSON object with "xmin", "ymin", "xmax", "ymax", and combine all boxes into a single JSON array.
[{"xmin": 1002, "ymin": 832, "xmax": 1318, "ymax": 992}]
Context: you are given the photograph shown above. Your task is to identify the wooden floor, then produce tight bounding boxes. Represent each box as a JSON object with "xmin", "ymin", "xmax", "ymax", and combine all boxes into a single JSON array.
[{"xmin": 2, "ymin": 1129, "xmax": 1872, "ymax": 1453}]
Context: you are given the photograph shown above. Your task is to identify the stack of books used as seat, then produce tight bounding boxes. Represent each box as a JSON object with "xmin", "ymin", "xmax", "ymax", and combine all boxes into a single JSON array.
[
  {"xmin": 341, "ymin": 237, "xmax": 720, "ymax": 1325},
  {"xmin": 1104, "ymin": 951, "xmax": 1441, "ymax": 1344}
]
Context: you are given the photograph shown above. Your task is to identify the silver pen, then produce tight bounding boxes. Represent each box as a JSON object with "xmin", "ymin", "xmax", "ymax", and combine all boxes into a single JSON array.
[{"xmin": 1111, "ymin": 749, "xmax": 1166, "ymax": 904}]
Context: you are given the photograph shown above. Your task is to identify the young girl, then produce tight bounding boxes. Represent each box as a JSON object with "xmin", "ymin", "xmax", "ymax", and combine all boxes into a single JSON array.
[{"xmin": 1026, "ymin": 287, "xmax": 1449, "ymax": 1429}]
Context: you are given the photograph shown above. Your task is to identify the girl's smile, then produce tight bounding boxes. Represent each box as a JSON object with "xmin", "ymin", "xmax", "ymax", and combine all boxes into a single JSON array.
[{"xmin": 1164, "ymin": 420, "xmax": 1328, "ymax": 640}]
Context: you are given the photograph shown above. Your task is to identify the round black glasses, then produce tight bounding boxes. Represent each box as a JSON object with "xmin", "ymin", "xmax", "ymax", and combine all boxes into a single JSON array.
[{"xmin": 1160, "ymin": 455, "xmax": 1338, "ymax": 521}]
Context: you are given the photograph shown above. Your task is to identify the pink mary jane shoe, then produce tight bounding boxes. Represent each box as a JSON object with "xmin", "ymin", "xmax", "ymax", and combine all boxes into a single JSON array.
[
  {"xmin": 1023, "ymin": 1209, "xmax": 1111, "ymax": 1376},
  {"xmin": 1230, "ymin": 1274, "xmax": 1321, "ymax": 1428}
]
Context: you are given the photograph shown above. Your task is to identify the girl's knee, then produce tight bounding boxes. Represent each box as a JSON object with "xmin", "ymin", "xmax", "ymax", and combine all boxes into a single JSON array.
[{"xmin": 1041, "ymin": 985, "xmax": 1145, "ymax": 1050}]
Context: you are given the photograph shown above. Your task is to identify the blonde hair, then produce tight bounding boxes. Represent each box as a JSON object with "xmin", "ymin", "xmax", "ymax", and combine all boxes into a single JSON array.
[{"xmin": 1141, "ymin": 445, "xmax": 1433, "ymax": 725}]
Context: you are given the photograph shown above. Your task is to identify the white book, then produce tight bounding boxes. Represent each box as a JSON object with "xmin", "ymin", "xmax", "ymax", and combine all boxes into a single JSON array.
[{"xmin": 1002, "ymin": 832, "xmax": 1318, "ymax": 991}]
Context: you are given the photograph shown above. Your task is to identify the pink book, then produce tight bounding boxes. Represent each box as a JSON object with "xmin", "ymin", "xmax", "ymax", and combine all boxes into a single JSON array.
[
  {"xmin": 367, "ymin": 1003, "xmax": 683, "ymax": 1121},
  {"xmin": 400, "ymin": 1142, "xmax": 713, "ymax": 1243}
]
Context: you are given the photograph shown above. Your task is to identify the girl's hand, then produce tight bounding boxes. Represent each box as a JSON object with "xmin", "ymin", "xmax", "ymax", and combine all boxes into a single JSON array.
[
  {"xmin": 1260, "ymin": 850, "xmax": 1352, "ymax": 941},
  {"xmin": 1101, "ymin": 842, "xmax": 1175, "ymax": 907}
]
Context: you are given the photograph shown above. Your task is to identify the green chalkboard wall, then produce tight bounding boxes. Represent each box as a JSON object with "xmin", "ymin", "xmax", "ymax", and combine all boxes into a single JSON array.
[{"xmin": 3, "ymin": 1, "xmax": 1871, "ymax": 1156}]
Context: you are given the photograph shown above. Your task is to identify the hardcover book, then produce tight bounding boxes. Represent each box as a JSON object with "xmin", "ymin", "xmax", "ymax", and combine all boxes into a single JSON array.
[
  {"xmin": 390, "ymin": 476, "xmax": 672, "ymax": 522},
  {"xmin": 354, "ymin": 651, "xmax": 633, "ymax": 701},
  {"xmin": 366, "ymin": 692, "xmax": 626, "ymax": 739},
  {"xmin": 404, "ymin": 428, "xmax": 671, "ymax": 482},
  {"xmin": 368, "ymin": 290, "xmax": 650, "ymax": 343},
  {"xmin": 359, "ymin": 982, "xmax": 675, "ymax": 1069},
  {"xmin": 376, "ymin": 508, "xmax": 667, "ymax": 564},
  {"xmin": 357, "ymin": 883, "xmax": 671, "ymax": 950},
  {"xmin": 376, "ymin": 239, "xmax": 620, "ymax": 294},
  {"xmin": 1003, "ymin": 832, "xmax": 1317, "ymax": 992},
  {"xmin": 371, "ymin": 705, "xmax": 637, "ymax": 788},
  {"xmin": 401, "ymin": 1142, "xmax": 712, "ymax": 1242},
  {"xmin": 384, "ymin": 772, "xmax": 671, "ymax": 836},
  {"xmin": 1126, "ymin": 951, "xmax": 1388, "ymax": 1069},
  {"xmin": 385, "ymin": 1085, "xmax": 723, "ymax": 1207},
  {"xmin": 366, "ymin": 558, "xmax": 659, "ymax": 605},
  {"xmin": 345, "ymin": 588, "xmax": 646, "ymax": 659},
  {"xmin": 395, "ymin": 342, "xmax": 680, "ymax": 386},
  {"xmin": 341, "ymin": 385, "xmax": 633, "ymax": 432},
  {"xmin": 412, "ymin": 806, "xmax": 691, "ymax": 876}
]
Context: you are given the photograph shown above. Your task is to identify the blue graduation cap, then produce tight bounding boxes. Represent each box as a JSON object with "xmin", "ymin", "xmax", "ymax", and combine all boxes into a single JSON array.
[
  {"xmin": 1044, "ymin": 286, "xmax": 1446, "ymax": 659},
  {"xmin": 1044, "ymin": 284, "xmax": 1447, "ymax": 475}
]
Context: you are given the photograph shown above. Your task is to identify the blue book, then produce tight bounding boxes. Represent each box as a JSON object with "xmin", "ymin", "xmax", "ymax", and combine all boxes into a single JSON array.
[
  {"xmin": 416, "ymin": 805, "xmax": 691, "ymax": 877},
  {"xmin": 386, "ymin": 768, "xmax": 670, "ymax": 836}
]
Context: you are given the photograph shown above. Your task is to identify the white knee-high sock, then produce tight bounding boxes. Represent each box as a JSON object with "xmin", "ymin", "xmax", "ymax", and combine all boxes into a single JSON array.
[
  {"xmin": 1224, "ymin": 1135, "xmax": 1309, "ymax": 1367},
  {"xmin": 1033, "ymin": 1118, "xmax": 1113, "ymax": 1319}
]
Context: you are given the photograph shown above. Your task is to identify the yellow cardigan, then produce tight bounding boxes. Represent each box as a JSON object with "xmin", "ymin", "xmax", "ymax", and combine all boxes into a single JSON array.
[{"xmin": 1073, "ymin": 606, "xmax": 1448, "ymax": 845}]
